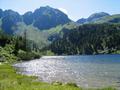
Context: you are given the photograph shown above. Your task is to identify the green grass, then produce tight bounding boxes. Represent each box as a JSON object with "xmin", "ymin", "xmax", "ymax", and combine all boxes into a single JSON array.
[{"xmin": 0, "ymin": 64, "xmax": 117, "ymax": 90}]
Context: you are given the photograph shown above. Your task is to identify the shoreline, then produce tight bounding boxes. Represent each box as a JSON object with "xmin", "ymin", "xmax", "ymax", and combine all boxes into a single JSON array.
[
  {"xmin": 13, "ymin": 55, "xmax": 120, "ymax": 90},
  {"xmin": 1, "ymin": 54, "xmax": 119, "ymax": 90},
  {"xmin": 0, "ymin": 63, "xmax": 117, "ymax": 90}
]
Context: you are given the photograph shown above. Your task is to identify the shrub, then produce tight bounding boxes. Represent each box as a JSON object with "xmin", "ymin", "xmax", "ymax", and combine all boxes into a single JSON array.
[
  {"xmin": 65, "ymin": 82, "xmax": 78, "ymax": 87},
  {"xmin": 0, "ymin": 46, "xmax": 17, "ymax": 63},
  {"xmin": 17, "ymin": 50, "xmax": 41, "ymax": 61}
]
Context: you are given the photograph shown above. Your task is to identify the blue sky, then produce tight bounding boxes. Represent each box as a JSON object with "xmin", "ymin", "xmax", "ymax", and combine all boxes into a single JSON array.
[{"xmin": 0, "ymin": 0, "xmax": 120, "ymax": 21}]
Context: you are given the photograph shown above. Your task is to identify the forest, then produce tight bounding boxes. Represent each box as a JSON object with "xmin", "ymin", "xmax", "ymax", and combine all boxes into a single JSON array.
[
  {"xmin": 1, "ymin": 23, "xmax": 120, "ymax": 63},
  {"xmin": 50, "ymin": 24, "xmax": 120, "ymax": 55},
  {"xmin": 0, "ymin": 29, "xmax": 42, "ymax": 63}
]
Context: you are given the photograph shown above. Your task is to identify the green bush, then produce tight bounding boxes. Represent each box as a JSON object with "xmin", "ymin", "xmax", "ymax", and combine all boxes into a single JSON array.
[
  {"xmin": 32, "ymin": 51, "xmax": 41, "ymax": 59},
  {"xmin": 17, "ymin": 50, "xmax": 41, "ymax": 61},
  {"xmin": 40, "ymin": 50, "xmax": 55, "ymax": 56},
  {"xmin": 65, "ymin": 82, "xmax": 78, "ymax": 87},
  {"xmin": 0, "ymin": 46, "xmax": 17, "ymax": 63}
]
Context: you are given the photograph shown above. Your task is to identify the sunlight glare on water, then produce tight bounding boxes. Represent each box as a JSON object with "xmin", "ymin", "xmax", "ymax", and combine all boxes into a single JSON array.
[{"xmin": 14, "ymin": 55, "xmax": 120, "ymax": 88}]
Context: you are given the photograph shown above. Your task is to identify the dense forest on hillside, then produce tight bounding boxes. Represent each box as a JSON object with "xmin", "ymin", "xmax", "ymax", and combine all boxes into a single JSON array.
[
  {"xmin": 50, "ymin": 24, "xmax": 120, "ymax": 55},
  {"xmin": 1, "ymin": 23, "xmax": 120, "ymax": 62},
  {"xmin": 0, "ymin": 30, "xmax": 42, "ymax": 63}
]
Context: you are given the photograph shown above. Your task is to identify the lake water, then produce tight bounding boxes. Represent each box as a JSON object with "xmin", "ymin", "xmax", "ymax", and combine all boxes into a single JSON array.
[{"xmin": 14, "ymin": 55, "xmax": 120, "ymax": 88}]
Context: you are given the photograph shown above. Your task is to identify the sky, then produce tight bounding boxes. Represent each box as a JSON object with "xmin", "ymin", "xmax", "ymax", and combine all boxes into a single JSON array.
[{"xmin": 0, "ymin": 0, "xmax": 120, "ymax": 21}]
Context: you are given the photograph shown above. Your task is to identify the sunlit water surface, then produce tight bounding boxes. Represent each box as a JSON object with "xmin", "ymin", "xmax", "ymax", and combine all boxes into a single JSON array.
[{"xmin": 14, "ymin": 55, "xmax": 120, "ymax": 88}]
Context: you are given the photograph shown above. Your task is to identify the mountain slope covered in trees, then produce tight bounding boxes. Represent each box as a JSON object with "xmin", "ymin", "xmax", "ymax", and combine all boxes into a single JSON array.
[
  {"xmin": 1, "ymin": 6, "xmax": 120, "ymax": 56},
  {"xmin": 50, "ymin": 24, "xmax": 120, "ymax": 55},
  {"xmin": 0, "ymin": 30, "xmax": 42, "ymax": 63},
  {"xmin": 0, "ymin": 6, "xmax": 74, "ymax": 49},
  {"xmin": 13, "ymin": 22, "xmax": 78, "ymax": 49}
]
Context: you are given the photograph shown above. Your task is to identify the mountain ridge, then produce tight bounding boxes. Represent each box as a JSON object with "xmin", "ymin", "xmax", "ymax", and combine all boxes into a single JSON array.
[
  {"xmin": 0, "ymin": 6, "xmax": 71, "ymax": 34},
  {"xmin": 77, "ymin": 12, "xmax": 120, "ymax": 24},
  {"xmin": 77, "ymin": 12, "xmax": 110, "ymax": 24}
]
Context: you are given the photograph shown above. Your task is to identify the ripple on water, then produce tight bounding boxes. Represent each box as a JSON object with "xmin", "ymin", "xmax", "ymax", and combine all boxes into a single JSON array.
[{"xmin": 14, "ymin": 55, "xmax": 120, "ymax": 88}]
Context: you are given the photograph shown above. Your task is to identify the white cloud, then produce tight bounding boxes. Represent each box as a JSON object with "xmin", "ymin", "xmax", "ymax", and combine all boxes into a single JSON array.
[{"xmin": 58, "ymin": 8, "xmax": 68, "ymax": 14}]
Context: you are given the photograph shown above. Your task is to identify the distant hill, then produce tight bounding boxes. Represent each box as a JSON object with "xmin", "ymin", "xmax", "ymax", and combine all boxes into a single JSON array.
[
  {"xmin": 77, "ymin": 12, "xmax": 120, "ymax": 24},
  {"xmin": 87, "ymin": 12, "xmax": 110, "ymax": 22},
  {"xmin": 77, "ymin": 12, "xmax": 110, "ymax": 24},
  {"xmin": 93, "ymin": 14, "xmax": 120, "ymax": 24},
  {"xmin": 1, "ymin": 10, "xmax": 22, "ymax": 34},
  {"xmin": 0, "ymin": 6, "xmax": 71, "ymax": 34},
  {"xmin": 32, "ymin": 6, "xmax": 71, "ymax": 30}
]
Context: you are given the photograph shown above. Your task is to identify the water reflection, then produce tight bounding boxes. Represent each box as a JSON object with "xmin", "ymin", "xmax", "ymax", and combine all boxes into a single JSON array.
[{"xmin": 14, "ymin": 55, "xmax": 120, "ymax": 88}]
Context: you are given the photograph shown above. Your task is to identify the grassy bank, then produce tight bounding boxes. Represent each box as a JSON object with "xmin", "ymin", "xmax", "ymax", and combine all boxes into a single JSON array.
[{"xmin": 0, "ymin": 64, "xmax": 116, "ymax": 90}]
